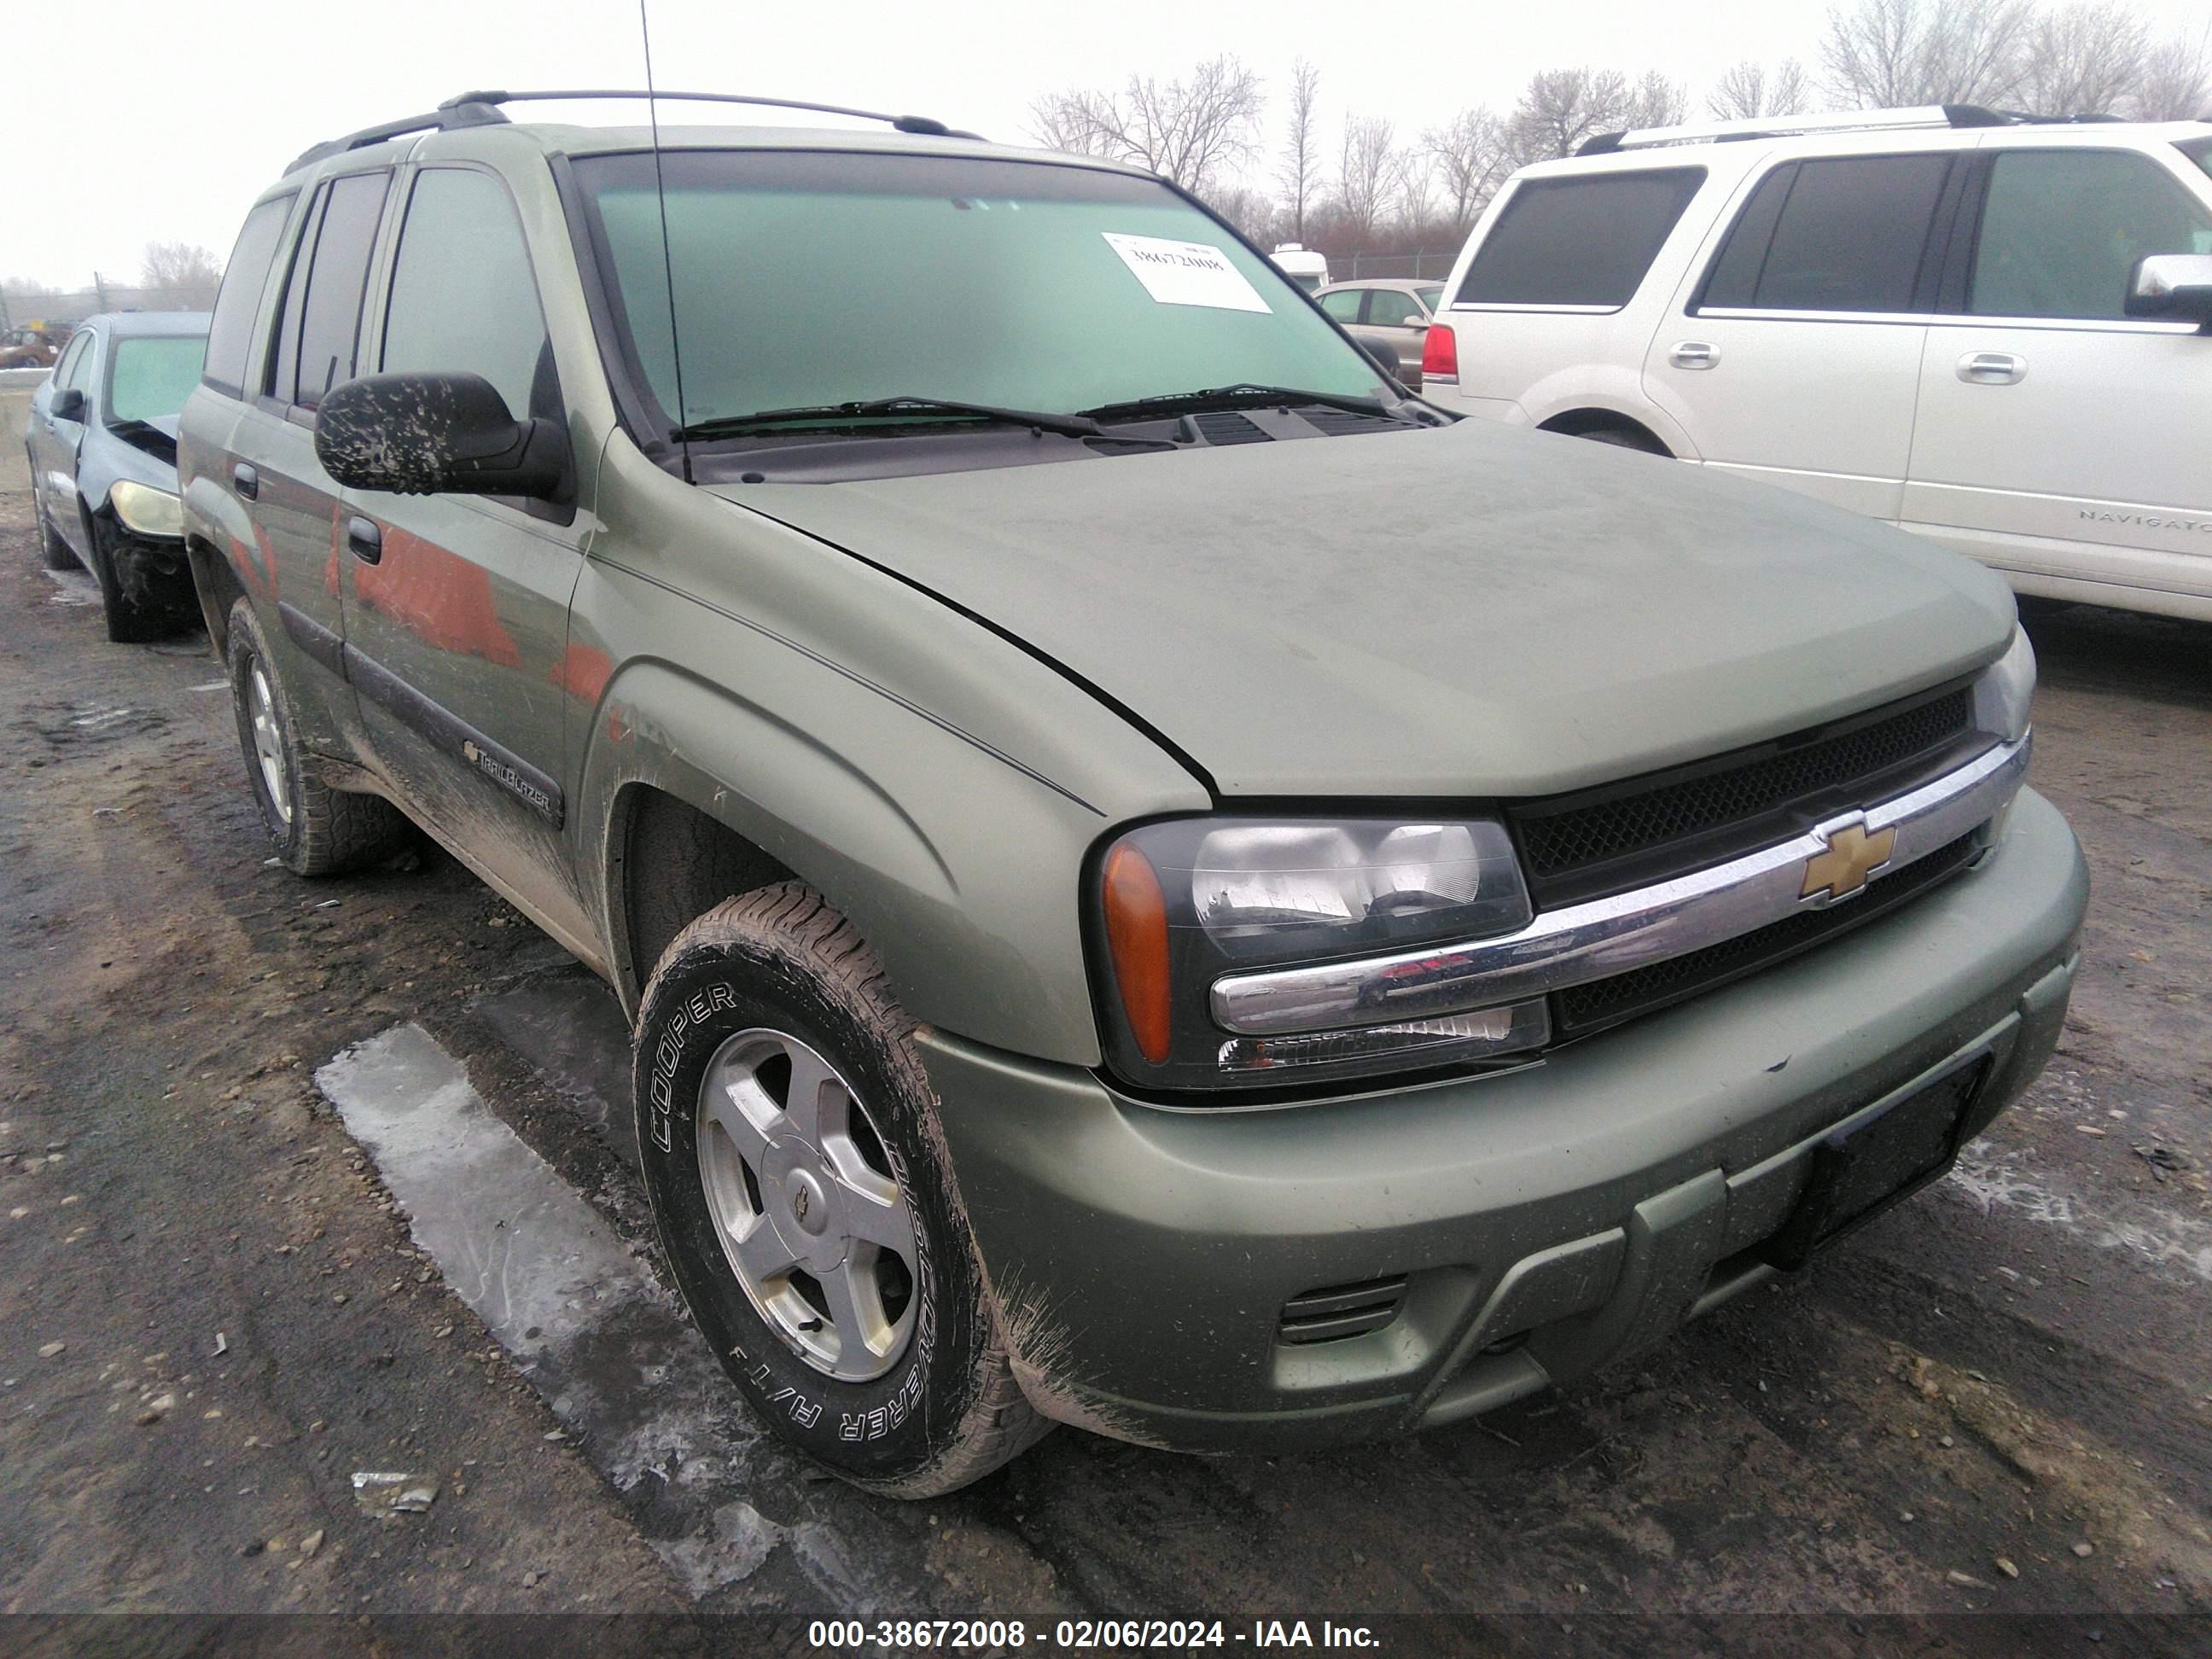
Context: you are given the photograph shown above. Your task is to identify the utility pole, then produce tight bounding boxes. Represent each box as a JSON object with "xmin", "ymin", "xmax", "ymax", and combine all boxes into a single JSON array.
[{"xmin": 93, "ymin": 271, "xmax": 108, "ymax": 311}]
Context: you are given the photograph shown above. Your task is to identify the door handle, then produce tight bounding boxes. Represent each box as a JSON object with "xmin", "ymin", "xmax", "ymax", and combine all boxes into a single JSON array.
[
  {"xmin": 346, "ymin": 515, "xmax": 383, "ymax": 565},
  {"xmin": 231, "ymin": 463, "xmax": 259, "ymax": 500},
  {"xmin": 1668, "ymin": 341, "xmax": 1719, "ymax": 370},
  {"xmin": 1957, "ymin": 352, "xmax": 2026, "ymax": 386}
]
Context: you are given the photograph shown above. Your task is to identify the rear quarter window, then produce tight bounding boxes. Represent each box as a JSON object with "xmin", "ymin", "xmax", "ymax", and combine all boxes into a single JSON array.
[
  {"xmin": 1699, "ymin": 154, "xmax": 1949, "ymax": 314},
  {"xmin": 1455, "ymin": 168, "xmax": 1704, "ymax": 309},
  {"xmin": 203, "ymin": 195, "xmax": 294, "ymax": 399}
]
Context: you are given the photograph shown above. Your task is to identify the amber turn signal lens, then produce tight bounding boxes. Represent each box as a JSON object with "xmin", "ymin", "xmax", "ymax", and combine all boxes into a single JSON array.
[{"xmin": 1102, "ymin": 843, "xmax": 1172, "ymax": 1064}]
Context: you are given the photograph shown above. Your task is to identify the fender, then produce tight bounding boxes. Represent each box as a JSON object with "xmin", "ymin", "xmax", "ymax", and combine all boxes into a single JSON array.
[{"xmin": 579, "ymin": 653, "xmax": 1138, "ymax": 1067}]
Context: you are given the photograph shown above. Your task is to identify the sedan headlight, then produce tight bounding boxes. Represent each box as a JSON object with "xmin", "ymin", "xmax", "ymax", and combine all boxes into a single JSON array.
[
  {"xmin": 1971, "ymin": 626, "xmax": 2035, "ymax": 745},
  {"xmin": 109, "ymin": 479, "xmax": 183, "ymax": 538},
  {"xmin": 1092, "ymin": 816, "xmax": 1547, "ymax": 1092}
]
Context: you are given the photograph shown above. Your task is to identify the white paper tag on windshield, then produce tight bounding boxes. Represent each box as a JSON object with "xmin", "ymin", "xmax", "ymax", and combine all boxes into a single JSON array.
[{"xmin": 1102, "ymin": 233, "xmax": 1272, "ymax": 312}]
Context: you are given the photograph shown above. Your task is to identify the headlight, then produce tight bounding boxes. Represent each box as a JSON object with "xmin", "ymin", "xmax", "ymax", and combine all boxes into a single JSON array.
[
  {"xmin": 1092, "ymin": 816, "xmax": 1545, "ymax": 1093},
  {"xmin": 1971, "ymin": 626, "xmax": 2035, "ymax": 744},
  {"xmin": 109, "ymin": 480, "xmax": 183, "ymax": 538}
]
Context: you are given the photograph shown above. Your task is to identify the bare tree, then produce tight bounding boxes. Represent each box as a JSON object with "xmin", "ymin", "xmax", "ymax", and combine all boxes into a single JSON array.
[
  {"xmin": 138, "ymin": 242, "xmax": 224, "ymax": 309},
  {"xmin": 1821, "ymin": 0, "xmax": 2034, "ymax": 108},
  {"xmin": 1277, "ymin": 59, "xmax": 1323, "ymax": 242},
  {"xmin": 2130, "ymin": 24, "xmax": 2212, "ymax": 119},
  {"xmin": 1336, "ymin": 115, "xmax": 1400, "ymax": 237},
  {"xmin": 1423, "ymin": 108, "xmax": 1516, "ymax": 228},
  {"xmin": 2019, "ymin": 2, "xmax": 2149, "ymax": 114},
  {"xmin": 1627, "ymin": 70, "xmax": 1690, "ymax": 130},
  {"xmin": 1027, "ymin": 55, "xmax": 1265, "ymax": 195},
  {"xmin": 1511, "ymin": 68, "xmax": 1633, "ymax": 160},
  {"xmin": 1706, "ymin": 58, "xmax": 1812, "ymax": 119}
]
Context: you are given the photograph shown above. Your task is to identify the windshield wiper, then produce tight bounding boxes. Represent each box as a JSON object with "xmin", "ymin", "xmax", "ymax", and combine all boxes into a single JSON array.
[
  {"xmin": 1079, "ymin": 383, "xmax": 1401, "ymax": 424},
  {"xmin": 675, "ymin": 396, "xmax": 1103, "ymax": 442}
]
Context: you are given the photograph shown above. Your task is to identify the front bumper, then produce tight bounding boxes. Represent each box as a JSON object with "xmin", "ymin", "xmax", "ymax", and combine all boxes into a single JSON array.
[{"xmin": 917, "ymin": 788, "xmax": 2088, "ymax": 1453}]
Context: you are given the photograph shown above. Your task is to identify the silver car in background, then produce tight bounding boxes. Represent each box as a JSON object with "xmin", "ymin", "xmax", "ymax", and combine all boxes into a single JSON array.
[{"xmin": 1317, "ymin": 278, "xmax": 1442, "ymax": 382}]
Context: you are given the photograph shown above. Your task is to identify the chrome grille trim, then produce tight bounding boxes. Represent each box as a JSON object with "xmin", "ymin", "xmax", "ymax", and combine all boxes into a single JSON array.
[{"xmin": 1209, "ymin": 734, "xmax": 2031, "ymax": 1039}]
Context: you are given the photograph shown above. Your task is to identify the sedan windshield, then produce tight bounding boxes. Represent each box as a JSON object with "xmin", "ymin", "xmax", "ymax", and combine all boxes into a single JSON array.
[
  {"xmin": 108, "ymin": 335, "xmax": 208, "ymax": 423},
  {"xmin": 572, "ymin": 149, "xmax": 1389, "ymax": 436}
]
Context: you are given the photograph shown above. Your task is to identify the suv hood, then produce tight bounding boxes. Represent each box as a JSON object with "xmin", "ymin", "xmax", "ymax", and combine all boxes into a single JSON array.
[{"xmin": 709, "ymin": 421, "xmax": 2016, "ymax": 799}]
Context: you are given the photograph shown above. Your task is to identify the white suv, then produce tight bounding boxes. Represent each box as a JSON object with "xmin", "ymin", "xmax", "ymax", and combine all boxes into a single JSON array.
[{"xmin": 1422, "ymin": 108, "xmax": 2212, "ymax": 622}]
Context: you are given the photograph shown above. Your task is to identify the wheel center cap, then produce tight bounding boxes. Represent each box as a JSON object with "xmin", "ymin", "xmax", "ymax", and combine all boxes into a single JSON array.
[
  {"xmin": 785, "ymin": 1168, "xmax": 828, "ymax": 1235},
  {"xmin": 760, "ymin": 1136, "xmax": 845, "ymax": 1272}
]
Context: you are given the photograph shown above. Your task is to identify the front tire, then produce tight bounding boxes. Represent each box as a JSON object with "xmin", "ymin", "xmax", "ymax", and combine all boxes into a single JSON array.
[
  {"xmin": 635, "ymin": 883, "xmax": 1048, "ymax": 1497},
  {"xmin": 225, "ymin": 599, "xmax": 410, "ymax": 875}
]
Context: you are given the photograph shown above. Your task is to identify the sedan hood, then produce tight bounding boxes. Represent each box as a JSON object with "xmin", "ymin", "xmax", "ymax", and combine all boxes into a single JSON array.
[{"xmin": 710, "ymin": 421, "xmax": 2016, "ymax": 799}]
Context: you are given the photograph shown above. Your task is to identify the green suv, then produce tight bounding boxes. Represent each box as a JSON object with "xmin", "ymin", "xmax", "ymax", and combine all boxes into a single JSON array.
[{"xmin": 178, "ymin": 92, "xmax": 2088, "ymax": 1497}]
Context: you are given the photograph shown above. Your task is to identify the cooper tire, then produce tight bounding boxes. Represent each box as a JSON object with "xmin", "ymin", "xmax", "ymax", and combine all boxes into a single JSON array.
[
  {"xmin": 635, "ymin": 882, "xmax": 1049, "ymax": 1497},
  {"xmin": 225, "ymin": 598, "xmax": 411, "ymax": 876}
]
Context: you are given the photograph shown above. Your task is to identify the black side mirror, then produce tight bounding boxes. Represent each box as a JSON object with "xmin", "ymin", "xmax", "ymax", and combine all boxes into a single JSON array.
[
  {"xmin": 2126, "ymin": 253, "xmax": 2212, "ymax": 332},
  {"xmin": 50, "ymin": 387, "xmax": 86, "ymax": 422},
  {"xmin": 315, "ymin": 372, "xmax": 567, "ymax": 499}
]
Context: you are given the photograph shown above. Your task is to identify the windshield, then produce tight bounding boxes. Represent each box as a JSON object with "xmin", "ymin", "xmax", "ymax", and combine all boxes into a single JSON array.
[
  {"xmin": 2186, "ymin": 139, "xmax": 2212, "ymax": 185},
  {"xmin": 573, "ymin": 150, "xmax": 1387, "ymax": 434},
  {"xmin": 108, "ymin": 335, "xmax": 207, "ymax": 423},
  {"xmin": 1417, "ymin": 285, "xmax": 1444, "ymax": 310}
]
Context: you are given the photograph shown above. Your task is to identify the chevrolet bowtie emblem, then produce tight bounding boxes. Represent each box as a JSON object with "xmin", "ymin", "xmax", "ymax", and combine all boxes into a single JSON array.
[{"xmin": 1802, "ymin": 819, "xmax": 1897, "ymax": 901}]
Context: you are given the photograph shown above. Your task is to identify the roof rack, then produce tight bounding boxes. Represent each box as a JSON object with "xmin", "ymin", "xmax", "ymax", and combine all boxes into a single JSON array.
[
  {"xmin": 284, "ymin": 90, "xmax": 979, "ymax": 178},
  {"xmin": 1576, "ymin": 103, "xmax": 2125, "ymax": 156},
  {"xmin": 442, "ymin": 89, "xmax": 980, "ymax": 140},
  {"xmin": 285, "ymin": 98, "xmax": 509, "ymax": 175}
]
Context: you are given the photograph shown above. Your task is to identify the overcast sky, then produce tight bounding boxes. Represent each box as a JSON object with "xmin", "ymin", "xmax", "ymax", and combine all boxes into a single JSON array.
[{"xmin": 10, "ymin": 0, "xmax": 2209, "ymax": 288}]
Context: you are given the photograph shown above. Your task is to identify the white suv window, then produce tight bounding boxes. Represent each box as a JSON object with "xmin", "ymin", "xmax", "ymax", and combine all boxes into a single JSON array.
[
  {"xmin": 1701, "ymin": 154, "xmax": 1949, "ymax": 315},
  {"xmin": 1456, "ymin": 168, "xmax": 1703, "ymax": 309},
  {"xmin": 1970, "ymin": 149, "xmax": 2212, "ymax": 322}
]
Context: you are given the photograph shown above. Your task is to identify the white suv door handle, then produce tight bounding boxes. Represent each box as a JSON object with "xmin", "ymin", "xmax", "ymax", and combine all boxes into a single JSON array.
[
  {"xmin": 1669, "ymin": 341, "xmax": 1719, "ymax": 370},
  {"xmin": 1957, "ymin": 352, "xmax": 2026, "ymax": 386}
]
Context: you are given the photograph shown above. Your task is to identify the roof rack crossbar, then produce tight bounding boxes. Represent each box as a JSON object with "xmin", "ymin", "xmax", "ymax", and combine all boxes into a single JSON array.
[
  {"xmin": 437, "ymin": 89, "xmax": 981, "ymax": 141},
  {"xmin": 285, "ymin": 99, "xmax": 508, "ymax": 176},
  {"xmin": 1574, "ymin": 102, "xmax": 2128, "ymax": 155}
]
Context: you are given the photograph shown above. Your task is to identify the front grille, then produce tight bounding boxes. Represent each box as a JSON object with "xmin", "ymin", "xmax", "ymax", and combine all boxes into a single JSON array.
[
  {"xmin": 1510, "ymin": 686, "xmax": 1981, "ymax": 907},
  {"xmin": 1554, "ymin": 830, "xmax": 1983, "ymax": 1038},
  {"xmin": 1278, "ymin": 1276, "xmax": 1408, "ymax": 1344}
]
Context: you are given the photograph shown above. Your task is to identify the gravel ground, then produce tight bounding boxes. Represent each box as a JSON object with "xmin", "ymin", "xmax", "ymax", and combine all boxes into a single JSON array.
[{"xmin": 1, "ymin": 486, "xmax": 2207, "ymax": 1652}]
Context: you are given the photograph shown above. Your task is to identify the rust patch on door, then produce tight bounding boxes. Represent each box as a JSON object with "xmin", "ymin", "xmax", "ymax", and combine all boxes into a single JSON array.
[{"xmin": 352, "ymin": 524, "xmax": 522, "ymax": 667}]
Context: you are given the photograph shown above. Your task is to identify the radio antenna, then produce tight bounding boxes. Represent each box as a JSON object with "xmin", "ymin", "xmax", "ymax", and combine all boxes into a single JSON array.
[{"xmin": 639, "ymin": 0, "xmax": 692, "ymax": 481}]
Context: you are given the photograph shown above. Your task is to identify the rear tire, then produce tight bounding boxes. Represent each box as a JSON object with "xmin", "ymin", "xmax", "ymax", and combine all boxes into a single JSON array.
[
  {"xmin": 635, "ymin": 883, "xmax": 1049, "ymax": 1497},
  {"xmin": 1573, "ymin": 424, "xmax": 1670, "ymax": 456},
  {"xmin": 32, "ymin": 473, "xmax": 75, "ymax": 571},
  {"xmin": 225, "ymin": 599, "xmax": 411, "ymax": 876}
]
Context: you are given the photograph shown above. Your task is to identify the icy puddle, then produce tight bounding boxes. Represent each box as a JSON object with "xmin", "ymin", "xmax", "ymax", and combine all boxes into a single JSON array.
[{"xmin": 317, "ymin": 1021, "xmax": 940, "ymax": 1608}]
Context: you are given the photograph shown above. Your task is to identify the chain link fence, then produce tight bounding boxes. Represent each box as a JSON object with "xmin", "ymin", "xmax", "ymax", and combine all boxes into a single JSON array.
[{"xmin": 1330, "ymin": 248, "xmax": 1459, "ymax": 282}]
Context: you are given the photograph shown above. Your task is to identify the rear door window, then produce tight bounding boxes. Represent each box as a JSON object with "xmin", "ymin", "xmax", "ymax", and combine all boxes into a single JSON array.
[
  {"xmin": 203, "ymin": 194, "xmax": 294, "ymax": 398},
  {"xmin": 1455, "ymin": 168, "xmax": 1704, "ymax": 309},
  {"xmin": 288, "ymin": 172, "xmax": 392, "ymax": 410},
  {"xmin": 1970, "ymin": 149, "xmax": 2212, "ymax": 320},
  {"xmin": 1703, "ymin": 154, "xmax": 1949, "ymax": 314},
  {"xmin": 1318, "ymin": 288, "xmax": 1365, "ymax": 323}
]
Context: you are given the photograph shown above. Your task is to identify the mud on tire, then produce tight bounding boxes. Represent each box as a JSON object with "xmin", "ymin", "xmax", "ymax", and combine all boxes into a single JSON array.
[
  {"xmin": 635, "ymin": 882, "xmax": 1049, "ymax": 1497},
  {"xmin": 225, "ymin": 599, "xmax": 412, "ymax": 876}
]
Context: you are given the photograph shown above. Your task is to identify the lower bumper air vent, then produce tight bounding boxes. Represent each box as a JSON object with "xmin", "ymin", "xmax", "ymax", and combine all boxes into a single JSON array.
[{"xmin": 1278, "ymin": 1276, "xmax": 1409, "ymax": 1344}]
